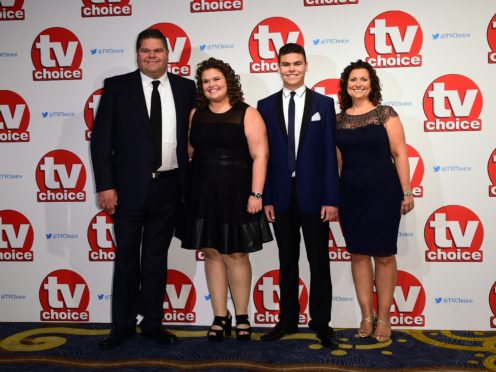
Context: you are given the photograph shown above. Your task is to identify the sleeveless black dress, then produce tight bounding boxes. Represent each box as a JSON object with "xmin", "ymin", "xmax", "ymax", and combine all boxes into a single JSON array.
[
  {"xmin": 336, "ymin": 105, "xmax": 403, "ymax": 257},
  {"xmin": 181, "ymin": 102, "xmax": 272, "ymax": 254}
]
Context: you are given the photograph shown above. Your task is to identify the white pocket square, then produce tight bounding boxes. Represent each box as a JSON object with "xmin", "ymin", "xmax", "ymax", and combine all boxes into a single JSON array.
[{"xmin": 311, "ymin": 112, "xmax": 321, "ymax": 121}]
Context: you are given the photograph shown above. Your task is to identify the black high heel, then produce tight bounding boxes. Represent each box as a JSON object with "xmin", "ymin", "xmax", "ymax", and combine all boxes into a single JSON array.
[
  {"xmin": 207, "ymin": 311, "xmax": 232, "ymax": 342},
  {"xmin": 235, "ymin": 314, "xmax": 251, "ymax": 341}
]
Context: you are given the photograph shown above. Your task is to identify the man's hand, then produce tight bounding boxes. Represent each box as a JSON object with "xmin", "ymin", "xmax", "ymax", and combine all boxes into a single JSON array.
[
  {"xmin": 98, "ymin": 189, "xmax": 118, "ymax": 215},
  {"xmin": 320, "ymin": 205, "xmax": 338, "ymax": 222},
  {"xmin": 264, "ymin": 205, "xmax": 275, "ymax": 223}
]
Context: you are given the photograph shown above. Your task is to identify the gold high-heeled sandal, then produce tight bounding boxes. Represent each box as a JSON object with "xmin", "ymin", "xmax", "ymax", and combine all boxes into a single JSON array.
[
  {"xmin": 356, "ymin": 316, "xmax": 375, "ymax": 338},
  {"xmin": 373, "ymin": 319, "xmax": 391, "ymax": 342}
]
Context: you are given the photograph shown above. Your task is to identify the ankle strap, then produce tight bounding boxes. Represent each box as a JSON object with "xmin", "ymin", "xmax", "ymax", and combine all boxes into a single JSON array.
[{"xmin": 236, "ymin": 314, "xmax": 250, "ymax": 325}]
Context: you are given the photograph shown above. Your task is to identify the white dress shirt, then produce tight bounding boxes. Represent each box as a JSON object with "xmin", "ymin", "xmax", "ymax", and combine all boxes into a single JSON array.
[
  {"xmin": 282, "ymin": 85, "xmax": 306, "ymax": 176},
  {"xmin": 141, "ymin": 72, "xmax": 177, "ymax": 171}
]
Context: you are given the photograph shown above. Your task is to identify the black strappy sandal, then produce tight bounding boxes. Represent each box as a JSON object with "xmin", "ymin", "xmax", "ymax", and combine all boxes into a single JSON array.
[
  {"xmin": 235, "ymin": 314, "xmax": 251, "ymax": 341},
  {"xmin": 207, "ymin": 311, "xmax": 232, "ymax": 342}
]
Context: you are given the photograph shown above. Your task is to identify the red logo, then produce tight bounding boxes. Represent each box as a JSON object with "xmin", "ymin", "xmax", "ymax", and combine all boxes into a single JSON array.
[
  {"xmin": 190, "ymin": 0, "xmax": 243, "ymax": 12},
  {"xmin": 380, "ymin": 270, "xmax": 425, "ymax": 326},
  {"xmin": 253, "ymin": 270, "xmax": 308, "ymax": 325},
  {"xmin": 88, "ymin": 211, "xmax": 115, "ymax": 261},
  {"xmin": 365, "ymin": 11, "xmax": 423, "ymax": 68},
  {"xmin": 32, "ymin": 27, "xmax": 83, "ymax": 81},
  {"xmin": 423, "ymin": 74, "xmax": 482, "ymax": 132},
  {"xmin": 407, "ymin": 144, "xmax": 424, "ymax": 197},
  {"xmin": 488, "ymin": 148, "xmax": 496, "ymax": 197},
  {"xmin": 36, "ymin": 149, "xmax": 87, "ymax": 202},
  {"xmin": 163, "ymin": 270, "xmax": 196, "ymax": 323},
  {"xmin": 0, "ymin": 0, "xmax": 25, "ymax": 21},
  {"xmin": 304, "ymin": 0, "xmax": 358, "ymax": 6},
  {"xmin": 0, "ymin": 209, "xmax": 34, "ymax": 262},
  {"xmin": 311, "ymin": 78, "xmax": 340, "ymax": 113},
  {"xmin": 83, "ymin": 88, "xmax": 103, "ymax": 141},
  {"xmin": 0, "ymin": 90, "xmax": 30, "ymax": 142},
  {"xmin": 328, "ymin": 220, "xmax": 350, "ymax": 261},
  {"xmin": 150, "ymin": 23, "xmax": 191, "ymax": 76},
  {"xmin": 487, "ymin": 14, "xmax": 496, "ymax": 63},
  {"xmin": 489, "ymin": 282, "xmax": 496, "ymax": 328},
  {"xmin": 81, "ymin": 0, "xmax": 132, "ymax": 17},
  {"xmin": 249, "ymin": 17, "xmax": 304, "ymax": 73},
  {"xmin": 39, "ymin": 269, "xmax": 90, "ymax": 321},
  {"xmin": 424, "ymin": 205, "xmax": 484, "ymax": 262}
]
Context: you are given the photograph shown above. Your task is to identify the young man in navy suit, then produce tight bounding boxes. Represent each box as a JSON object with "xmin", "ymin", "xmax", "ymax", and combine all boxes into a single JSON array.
[
  {"xmin": 257, "ymin": 43, "xmax": 339, "ymax": 348},
  {"xmin": 90, "ymin": 28, "xmax": 195, "ymax": 349}
]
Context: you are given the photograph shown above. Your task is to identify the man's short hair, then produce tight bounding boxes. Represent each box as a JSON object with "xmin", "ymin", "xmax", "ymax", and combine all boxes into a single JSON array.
[
  {"xmin": 136, "ymin": 28, "xmax": 168, "ymax": 52},
  {"xmin": 278, "ymin": 43, "xmax": 307, "ymax": 63}
]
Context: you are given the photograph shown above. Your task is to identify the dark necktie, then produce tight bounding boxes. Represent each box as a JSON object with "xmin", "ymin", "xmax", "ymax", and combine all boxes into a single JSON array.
[
  {"xmin": 288, "ymin": 91, "xmax": 296, "ymax": 174},
  {"xmin": 150, "ymin": 80, "xmax": 162, "ymax": 169}
]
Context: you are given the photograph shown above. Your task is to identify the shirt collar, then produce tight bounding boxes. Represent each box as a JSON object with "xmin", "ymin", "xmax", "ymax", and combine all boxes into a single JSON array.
[
  {"xmin": 140, "ymin": 72, "xmax": 168, "ymax": 86},
  {"xmin": 282, "ymin": 85, "xmax": 306, "ymax": 98}
]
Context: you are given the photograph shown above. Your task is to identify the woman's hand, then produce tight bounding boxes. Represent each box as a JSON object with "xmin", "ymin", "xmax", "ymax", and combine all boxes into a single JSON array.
[
  {"xmin": 401, "ymin": 194, "xmax": 414, "ymax": 215},
  {"xmin": 247, "ymin": 196, "xmax": 263, "ymax": 214}
]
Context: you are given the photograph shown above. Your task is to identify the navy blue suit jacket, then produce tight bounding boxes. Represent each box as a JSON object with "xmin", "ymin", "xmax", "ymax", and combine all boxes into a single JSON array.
[
  {"xmin": 90, "ymin": 70, "xmax": 195, "ymax": 210},
  {"xmin": 257, "ymin": 88, "xmax": 339, "ymax": 214}
]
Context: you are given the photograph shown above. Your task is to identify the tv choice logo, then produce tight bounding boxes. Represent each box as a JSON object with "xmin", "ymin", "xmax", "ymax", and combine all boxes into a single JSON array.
[
  {"xmin": 328, "ymin": 220, "xmax": 350, "ymax": 261},
  {"xmin": 87, "ymin": 211, "xmax": 115, "ymax": 261},
  {"xmin": 365, "ymin": 11, "xmax": 423, "ymax": 68},
  {"xmin": 84, "ymin": 88, "xmax": 103, "ymax": 141},
  {"xmin": 253, "ymin": 270, "xmax": 309, "ymax": 325},
  {"xmin": 249, "ymin": 17, "xmax": 304, "ymax": 73},
  {"xmin": 407, "ymin": 144, "xmax": 424, "ymax": 197},
  {"xmin": 0, "ymin": 0, "xmax": 24, "ymax": 21},
  {"xmin": 39, "ymin": 269, "xmax": 90, "ymax": 322},
  {"xmin": 487, "ymin": 14, "xmax": 496, "ymax": 63},
  {"xmin": 489, "ymin": 282, "xmax": 496, "ymax": 328},
  {"xmin": 378, "ymin": 270, "xmax": 425, "ymax": 326},
  {"xmin": 150, "ymin": 23, "xmax": 191, "ymax": 76},
  {"xmin": 488, "ymin": 148, "xmax": 496, "ymax": 197},
  {"xmin": 423, "ymin": 74, "xmax": 482, "ymax": 132},
  {"xmin": 163, "ymin": 270, "xmax": 196, "ymax": 323},
  {"xmin": 36, "ymin": 149, "xmax": 87, "ymax": 202},
  {"xmin": 0, "ymin": 90, "xmax": 30, "ymax": 142},
  {"xmin": 424, "ymin": 205, "xmax": 484, "ymax": 263},
  {"xmin": 81, "ymin": 0, "xmax": 132, "ymax": 17},
  {"xmin": 0, "ymin": 210, "xmax": 34, "ymax": 262},
  {"xmin": 32, "ymin": 27, "xmax": 83, "ymax": 81},
  {"xmin": 311, "ymin": 78, "xmax": 340, "ymax": 113},
  {"xmin": 190, "ymin": 0, "xmax": 242, "ymax": 12},
  {"xmin": 304, "ymin": 0, "xmax": 358, "ymax": 6}
]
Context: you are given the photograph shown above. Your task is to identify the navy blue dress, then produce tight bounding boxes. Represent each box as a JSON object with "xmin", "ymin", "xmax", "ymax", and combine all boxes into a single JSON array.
[
  {"xmin": 181, "ymin": 102, "xmax": 272, "ymax": 253},
  {"xmin": 336, "ymin": 105, "xmax": 403, "ymax": 257}
]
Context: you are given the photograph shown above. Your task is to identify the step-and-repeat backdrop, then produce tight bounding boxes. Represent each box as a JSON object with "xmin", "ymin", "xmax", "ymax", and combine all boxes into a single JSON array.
[{"xmin": 1, "ymin": 0, "xmax": 495, "ymax": 330}]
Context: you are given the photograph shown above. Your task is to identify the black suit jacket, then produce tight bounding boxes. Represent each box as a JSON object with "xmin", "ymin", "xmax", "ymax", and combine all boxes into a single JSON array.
[{"xmin": 90, "ymin": 70, "xmax": 195, "ymax": 210}]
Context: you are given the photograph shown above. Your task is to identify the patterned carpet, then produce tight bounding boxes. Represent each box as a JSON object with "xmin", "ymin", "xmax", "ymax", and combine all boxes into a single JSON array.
[{"xmin": 0, "ymin": 323, "xmax": 495, "ymax": 371}]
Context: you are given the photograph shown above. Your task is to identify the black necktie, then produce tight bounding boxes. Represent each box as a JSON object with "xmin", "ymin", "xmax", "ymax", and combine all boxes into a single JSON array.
[
  {"xmin": 150, "ymin": 80, "xmax": 162, "ymax": 169},
  {"xmin": 288, "ymin": 91, "xmax": 296, "ymax": 174}
]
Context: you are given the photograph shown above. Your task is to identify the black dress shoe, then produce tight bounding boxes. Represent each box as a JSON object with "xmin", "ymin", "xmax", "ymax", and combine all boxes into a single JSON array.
[
  {"xmin": 99, "ymin": 327, "xmax": 136, "ymax": 350},
  {"xmin": 260, "ymin": 322, "xmax": 298, "ymax": 341},
  {"xmin": 141, "ymin": 326, "xmax": 178, "ymax": 345},
  {"xmin": 314, "ymin": 327, "xmax": 338, "ymax": 349}
]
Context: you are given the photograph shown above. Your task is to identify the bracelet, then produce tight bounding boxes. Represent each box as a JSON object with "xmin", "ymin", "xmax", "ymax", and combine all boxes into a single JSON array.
[{"xmin": 403, "ymin": 190, "xmax": 413, "ymax": 196}]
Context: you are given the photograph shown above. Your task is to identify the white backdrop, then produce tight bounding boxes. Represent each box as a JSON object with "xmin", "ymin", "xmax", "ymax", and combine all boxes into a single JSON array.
[{"xmin": 0, "ymin": 0, "xmax": 495, "ymax": 331}]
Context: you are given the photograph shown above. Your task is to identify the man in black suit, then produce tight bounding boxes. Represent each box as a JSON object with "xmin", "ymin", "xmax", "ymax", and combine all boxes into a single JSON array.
[{"xmin": 90, "ymin": 28, "xmax": 195, "ymax": 349}]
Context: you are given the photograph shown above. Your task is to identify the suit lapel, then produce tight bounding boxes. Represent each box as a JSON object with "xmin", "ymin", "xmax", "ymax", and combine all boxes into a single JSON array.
[
  {"xmin": 275, "ymin": 90, "xmax": 288, "ymax": 139},
  {"xmin": 298, "ymin": 88, "xmax": 313, "ymax": 155},
  {"xmin": 168, "ymin": 72, "xmax": 183, "ymax": 138},
  {"xmin": 129, "ymin": 70, "xmax": 151, "ymax": 135}
]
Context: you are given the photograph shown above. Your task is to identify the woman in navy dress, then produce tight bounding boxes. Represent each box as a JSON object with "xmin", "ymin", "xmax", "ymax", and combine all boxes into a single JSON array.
[{"xmin": 336, "ymin": 60, "xmax": 414, "ymax": 342}]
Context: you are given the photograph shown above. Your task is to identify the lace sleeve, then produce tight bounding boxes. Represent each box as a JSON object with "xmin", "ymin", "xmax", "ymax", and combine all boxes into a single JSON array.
[{"xmin": 377, "ymin": 105, "xmax": 399, "ymax": 123}]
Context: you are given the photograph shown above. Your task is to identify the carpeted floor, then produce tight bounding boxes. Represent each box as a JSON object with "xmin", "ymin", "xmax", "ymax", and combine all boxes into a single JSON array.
[{"xmin": 0, "ymin": 323, "xmax": 495, "ymax": 371}]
